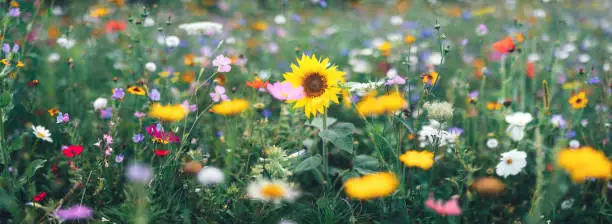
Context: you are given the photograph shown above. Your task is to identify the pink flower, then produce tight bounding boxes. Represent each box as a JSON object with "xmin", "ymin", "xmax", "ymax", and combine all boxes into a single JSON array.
[
  {"xmin": 266, "ymin": 81, "xmax": 305, "ymax": 101},
  {"xmin": 103, "ymin": 134, "xmax": 113, "ymax": 144},
  {"xmin": 385, "ymin": 76, "xmax": 406, "ymax": 86},
  {"xmin": 181, "ymin": 100, "xmax": 197, "ymax": 112},
  {"xmin": 212, "ymin": 55, "xmax": 231, "ymax": 72},
  {"xmin": 210, "ymin": 85, "xmax": 229, "ymax": 102},
  {"xmin": 134, "ymin": 111, "xmax": 146, "ymax": 118},
  {"xmin": 55, "ymin": 205, "xmax": 93, "ymax": 220},
  {"xmin": 146, "ymin": 124, "xmax": 179, "ymax": 144},
  {"xmin": 424, "ymin": 193, "xmax": 462, "ymax": 216}
]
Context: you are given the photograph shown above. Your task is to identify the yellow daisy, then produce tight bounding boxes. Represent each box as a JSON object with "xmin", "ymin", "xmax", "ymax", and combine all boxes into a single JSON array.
[
  {"xmin": 127, "ymin": 86, "xmax": 147, "ymax": 96},
  {"xmin": 148, "ymin": 104, "xmax": 188, "ymax": 122},
  {"xmin": 557, "ymin": 146, "xmax": 611, "ymax": 182},
  {"xmin": 344, "ymin": 172, "xmax": 399, "ymax": 200},
  {"xmin": 399, "ymin": 150, "xmax": 434, "ymax": 170},
  {"xmin": 283, "ymin": 54, "xmax": 345, "ymax": 118},
  {"xmin": 210, "ymin": 99, "xmax": 249, "ymax": 116}
]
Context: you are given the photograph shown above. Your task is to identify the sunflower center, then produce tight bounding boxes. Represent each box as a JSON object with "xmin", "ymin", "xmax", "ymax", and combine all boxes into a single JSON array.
[
  {"xmin": 261, "ymin": 184, "xmax": 285, "ymax": 198},
  {"xmin": 303, "ymin": 73, "xmax": 327, "ymax": 97},
  {"xmin": 575, "ymin": 98, "xmax": 582, "ymax": 104},
  {"xmin": 506, "ymin": 158, "xmax": 513, "ymax": 165}
]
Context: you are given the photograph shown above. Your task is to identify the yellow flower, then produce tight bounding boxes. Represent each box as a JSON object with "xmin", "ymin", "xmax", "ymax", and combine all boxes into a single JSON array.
[
  {"xmin": 344, "ymin": 172, "xmax": 399, "ymax": 200},
  {"xmin": 16, "ymin": 61, "xmax": 24, "ymax": 68},
  {"xmin": 562, "ymin": 81, "xmax": 582, "ymax": 90},
  {"xmin": 341, "ymin": 90, "xmax": 352, "ymax": 109},
  {"xmin": 399, "ymin": 150, "xmax": 434, "ymax": 170},
  {"xmin": 127, "ymin": 86, "xmax": 146, "ymax": 96},
  {"xmin": 252, "ymin": 21, "xmax": 268, "ymax": 32},
  {"xmin": 404, "ymin": 35, "xmax": 416, "ymax": 44},
  {"xmin": 557, "ymin": 146, "xmax": 611, "ymax": 182},
  {"xmin": 568, "ymin": 92, "xmax": 588, "ymax": 109},
  {"xmin": 184, "ymin": 54, "xmax": 195, "ymax": 66},
  {"xmin": 422, "ymin": 71, "xmax": 439, "ymax": 85},
  {"xmin": 378, "ymin": 41, "xmax": 392, "ymax": 56},
  {"xmin": 48, "ymin": 108, "xmax": 60, "ymax": 116},
  {"xmin": 487, "ymin": 102, "xmax": 502, "ymax": 110},
  {"xmin": 210, "ymin": 99, "xmax": 249, "ymax": 116},
  {"xmin": 283, "ymin": 54, "xmax": 345, "ymax": 118},
  {"xmin": 356, "ymin": 92, "xmax": 407, "ymax": 117},
  {"xmin": 1, "ymin": 59, "xmax": 9, "ymax": 65},
  {"xmin": 148, "ymin": 103, "xmax": 188, "ymax": 122},
  {"xmin": 90, "ymin": 7, "xmax": 110, "ymax": 18},
  {"xmin": 471, "ymin": 7, "xmax": 496, "ymax": 17}
]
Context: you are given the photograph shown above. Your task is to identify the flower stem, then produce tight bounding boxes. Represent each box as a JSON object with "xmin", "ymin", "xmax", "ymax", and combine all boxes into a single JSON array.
[{"xmin": 322, "ymin": 109, "xmax": 329, "ymax": 189}]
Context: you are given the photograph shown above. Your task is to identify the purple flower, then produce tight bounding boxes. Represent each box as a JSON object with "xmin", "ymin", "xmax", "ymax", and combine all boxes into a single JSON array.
[
  {"xmin": 212, "ymin": 55, "xmax": 231, "ymax": 72},
  {"xmin": 134, "ymin": 111, "xmax": 146, "ymax": 118},
  {"xmin": 385, "ymin": 76, "xmax": 406, "ymax": 86},
  {"xmin": 56, "ymin": 112, "xmax": 70, "ymax": 123},
  {"xmin": 550, "ymin": 114, "xmax": 566, "ymax": 128},
  {"xmin": 55, "ymin": 205, "xmax": 93, "ymax": 220},
  {"xmin": 149, "ymin": 89, "xmax": 160, "ymax": 101},
  {"xmin": 588, "ymin": 76, "xmax": 601, "ymax": 84},
  {"xmin": 566, "ymin": 130, "xmax": 577, "ymax": 138},
  {"xmin": 468, "ymin": 90, "xmax": 479, "ymax": 99},
  {"xmin": 115, "ymin": 154, "xmax": 124, "ymax": 163},
  {"xmin": 2, "ymin": 44, "xmax": 10, "ymax": 53},
  {"xmin": 216, "ymin": 131, "xmax": 224, "ymax": 137},
  {"xmin": 100, "ymin": 108, "xmax": 112, "ymax": 119},
  {"xmin": 126, "ymin": 163, "xmax": 153, "ymax": 184},
  {"xmin": 476, "ymin": 24, "xmax": 488, "ymax": 36},
  {"xmin": 8, "ymin": 8, "xmax": 20, "ymax": 18},
  {"xmin": 448, "ymin": 127, "xmax": 464, "ymax": 138},
  {"xmin": 262, "ymin": 109, "xmax": 272, "ymax": 118},
  {"xmin": 210, "ymin": 85, "xmax": 229, "ymax": 102},
  {"xmin": 132, "ymin": 134, "xmax": 145, "ymax": 143},
  {"xmin": 112, "ymin": 88, "xmax": 125, "ymax": 99},
  {"xmin": 181, "ymin": 100, "xmax": 197, "ymax": 112}
]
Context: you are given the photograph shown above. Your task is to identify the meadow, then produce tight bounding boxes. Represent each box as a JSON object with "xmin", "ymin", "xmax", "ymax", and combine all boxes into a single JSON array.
[{"xmin": 0, "ymin": 0, "xmax": 611, "ymax": 223}]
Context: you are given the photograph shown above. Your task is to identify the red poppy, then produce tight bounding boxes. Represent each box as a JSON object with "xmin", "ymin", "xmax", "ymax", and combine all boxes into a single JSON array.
[
  {"xmin": 105, "ymin": 20, "xmax": 127, "ymax": 33},
  {"xmin": 526, "ymin": 62, "xmax": 535, "ymax": 79},
  {"xmin": 34, "ymin": 192, "xmax": 47, "ymax": 202},
  {"xmin": 52, "ymin": 164, "xmax": 58, "ymax": 176},
  {"xmin": 246, "ymin": 78, "xmax": 269, "ymax": 89},
  {"xmin": 492, "ymin": 36, "xmax": 516, "ymax": 53},
  {"xmin": 154, "ymin": 149, "xmax": 171, "ymax": 157},
  {"xmin": 62, "ymin": 145, "xmax": 84, "ymax": 158}
]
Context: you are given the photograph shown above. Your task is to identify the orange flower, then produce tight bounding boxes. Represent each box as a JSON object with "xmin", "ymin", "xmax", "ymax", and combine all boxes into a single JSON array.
[
  {"xmin": 251, "ymin": 21, "xmax": 268, "ymax": 32},
  {"xmin": 184, "ymin": 54, "xmax": 195, "ymax": 66},
  {"xmin": 492, "ymin": 36, "xmax": 516, "ymax": 53},
  {"xmin": 246, "ymin": 78, "xmax": 269, "ymax": 89},
  {"xmin": 127, "ymin": 86, "xmax": 146, "ymax": 96},
  {"xmin": 526, "ymin": 62, "xmax": 535, "ymax": 79},
  {"xmin": 105, "ymin": 20, "xmax": 127, "ymax": 33},
  {"xmin": 47, "ymin": 26, "xmax": 60, "ymax": 40},
  {"xmin": 421, "ymin": 71, "xmax": 439, "ymax": 85},
  {"xmin": 404, "ymin": 35, "xmax": 416, "ymax": 44},
  {"xmin": 215, "ymin": 74, "xmax": 227, "ymax": 85},
  {"xmin": 487, "ymin": 102, "xmax": 502, "ymax": 110},
  {"xmin": 182, "ymin": 70, "xmax": 195, "ymax": 83}
]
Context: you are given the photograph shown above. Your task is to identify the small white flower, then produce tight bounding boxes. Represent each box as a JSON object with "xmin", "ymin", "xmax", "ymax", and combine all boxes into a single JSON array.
[
  {"xmin": 57, "ymin": 36, "xmax": 76, "ymax": 49},
  {"xmin": 496, "ymin": 149, "xmax": 527, "ymax": 178},
  {"xmin": 390, "ymin": 16, "xmax": 403, "ymax": 26},
  {"xmin": 578, "ymin": 54, "xmax": 590, "ymax": 63},
  {"xmin": 505, "ymin": 112, "xmax": 533, "ymax": 141},
  {"xmin": 423, "ymin": 101, "xmax": 454, "ymax": 120},
  {"xmin": 197, "ymin": 166, "xmax": 225, "ymax": 185},
  {"xmin": 247, "ymin": 179, "xmax": 300, "ymax": 203},
  {"xmin": 532, "ymin": 8, "xmax": 546, "ymax": 18},
  {"xmin": 165, "ymin": 36, "xmax": 180, "ymax": 48},
  {"xmin": 417, "ymin": 120, "xmax": 455, "ymax": 148},
  {"xmin": 427, "ymin": 52, "xmax": 443, "ymax": 65},
  {"xmin": 560, "ymin": 198, "xmax": 574, "ymax": 210},
  {"xmin": 274, "ymin": 15, "xmax": 286, "ymax": 24},
  {"xmin": 386, "ymin": 68, "xmax": 398, "ymax": 79},
  {"xmin": 569, "ymin": 139, "xmax": 580, "ymax": 148},
  {"xmin": 51, "ymin": 6, "xmax": 64, "ymax": 16},
  {"xmin": 348, "ymin": 59, "xmax": 372, "ymax": 74},
  {"xmin": 528, "ymin": 53, "xmax": 541, "ymax": 62},
  {"xmin": 603, "ymin": 62, "xmax": 610, "ymax": 71},
  {"xmin": 93, "ymin": 97, "xmax": 108, "ymax": 110},
  {"xmin": 48, "ymin": 53, "xmax": 60, "ymax": 63},
  {"xmin": 345, "ymin": 81, "xmax": 384, "ymax": 95},
  {"xmin": 32, "ymin": 125, "xmax": 53, "ymax": 143},
  {"xmin": 178, "ymin": 21, "xmax": 223, "ymax": 36},
  {"xmin": 486, "ymin": 138, "xmax": 499, "ymax": 149},
  {"xmin": 143, "ymin": 17, "xmax": 155, "ymax": 27},
  {"xmin": 145, "ymin": 62, "xmax": 157, "ymax": 72}
]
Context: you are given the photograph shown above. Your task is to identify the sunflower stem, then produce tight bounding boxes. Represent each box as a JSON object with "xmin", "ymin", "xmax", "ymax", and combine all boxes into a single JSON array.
[{"xmin": 322, "ymin": 109, "xmax": 329, "ymax": 190}]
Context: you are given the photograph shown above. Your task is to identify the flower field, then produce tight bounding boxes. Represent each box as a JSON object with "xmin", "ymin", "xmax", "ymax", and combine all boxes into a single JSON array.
[{"xmin": 0, "ymin": 0, "xmax": 611, "ymax": 223}]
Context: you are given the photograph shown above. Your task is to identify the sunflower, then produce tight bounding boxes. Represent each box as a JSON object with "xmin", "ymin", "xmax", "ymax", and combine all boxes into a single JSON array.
[
  {"xmin": 127, "ymin": 86, "xmax": 146, "ymax": 96},
  {"xmin": 148, "ymin": 103, "xmax": 188, "ymax": 122},
  {"xmin": 568, "ymin": 92, "xmax": 588, "ymax": 109},
  {"xmin": 210, "ymin": 99, "xmax": 249, "ymax": 115},
  {"xmin": 344, "ymin": 172, "xmax": 399, "ymax": 200},
  {"xmin": 283, "ymin": 54, "xmax": 346, "ymax": 118}
]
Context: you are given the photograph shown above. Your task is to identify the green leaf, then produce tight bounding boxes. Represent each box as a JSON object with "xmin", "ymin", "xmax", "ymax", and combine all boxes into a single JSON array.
[
  {"xmin": 0, "ymin": 92, "xmax": 10, "ymax": 108},
  {"xmin": 294, "ymin": 155, "xmax": 321, "ymax": 173},
  {"xmin": 354, "ymin": 155, "xmax": 379, "ymax": 174},
  {"xmin": 8, "ymin": 136, "xmax": 23, "ymax": 152},
  {"xmin": 307, "ymin": 117, "xmax": 337, "ymax": 131},
  {"xmin": 318, "ymin": 122, "xmax": 355, "ymax": 153},
  {"xmin": 24, "ymin": 159, "xmax": 46, "ymax": 180}
]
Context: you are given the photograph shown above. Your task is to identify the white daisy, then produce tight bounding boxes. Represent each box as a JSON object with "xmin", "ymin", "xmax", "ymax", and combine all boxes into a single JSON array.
[
  {"xmin": 486, "ymin": 138, "xmax": 499, "ymax": 149},
  {"xmin": 145, "ymin": 62, "xmax": 157, "ymax": 72},
  {"xmin": 505, "ymin": 112, "xmax": 533, "ymax": 142},
  {"xmin": 32, "ymin": 125, "xmax": 53, "ymax": 143},
  {"xmin": 92, "ymin": 97, "xmax": 108, "ymax": 110},
  {"xmin": 197, "ymin": 166, "xmax": 224, "ymax": 185},
  {"xmin": 496, "ymin": 149, "xmax": 527, "ymax": 178},
  {"xmin": 247, "ymin": 179, "xmax": 300, "ymax": 203},
  {"xmin": 178, "ymin": 21, "xmax": 223, "ymax": 36},
  {"xmin": 165, "ymin": 36, "xmax": 180, "ymax": 48}
]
